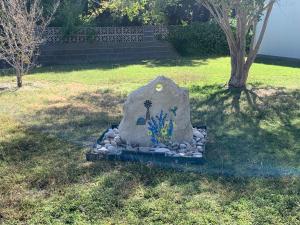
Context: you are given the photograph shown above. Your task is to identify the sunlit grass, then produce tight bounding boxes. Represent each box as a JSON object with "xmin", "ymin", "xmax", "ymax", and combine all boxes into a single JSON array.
[{"xmin": 0, "ymin": 56, "xmax": 299, "ymax": 224}]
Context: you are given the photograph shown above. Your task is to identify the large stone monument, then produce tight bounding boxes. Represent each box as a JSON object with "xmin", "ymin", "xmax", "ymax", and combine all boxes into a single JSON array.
[
  {"xmin": 90, "ymin": 76, "xmax": 207, "ymax": 160},
  {"xmin": 119, "ymin": 76, "xmax": 193, "ymax": 147}
]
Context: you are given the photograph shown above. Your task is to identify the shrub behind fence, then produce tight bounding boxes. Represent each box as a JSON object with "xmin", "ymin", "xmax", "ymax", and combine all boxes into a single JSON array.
[{"xmin": 168, "ymin": 22, "xmax": 229, "ymax": 56}]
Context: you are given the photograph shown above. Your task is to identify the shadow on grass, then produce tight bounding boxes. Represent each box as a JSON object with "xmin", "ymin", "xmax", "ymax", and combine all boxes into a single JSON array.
[
  {"xmin": 1, "ymin": 85, "xmax": 300, "ymax": 223},
  {"xmin": 255, "ymin": 55, "xmax": 300, "ymax": 68},
  {"xmin": 1, "ymin": 84, "xmax": 299, "ymax": 183},
  {"xmin": 190, "ymin": 84, "xmax": 300, "ymax": 176},
  {"xmin": 0, "ymin": 57, "xmax": 210, "ymax": 76},
  {"xmin": 0, "ymin": 90, "xmax": 127, "ymax": 195}
]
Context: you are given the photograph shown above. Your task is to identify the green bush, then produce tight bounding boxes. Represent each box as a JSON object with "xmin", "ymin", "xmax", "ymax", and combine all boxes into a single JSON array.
[
  {"xmin": 49, "ymin": 0, "xmax": 87, "ymax": 36},
  {"xmin": 168, "ymin": 22, "xmax": 229, "ymax": 56}
]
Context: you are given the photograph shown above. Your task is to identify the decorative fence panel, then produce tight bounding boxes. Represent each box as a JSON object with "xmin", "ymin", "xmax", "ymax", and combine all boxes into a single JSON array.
[{"xmin": 43, "ymin": 26, "xmax": 169, "ymax": 45}]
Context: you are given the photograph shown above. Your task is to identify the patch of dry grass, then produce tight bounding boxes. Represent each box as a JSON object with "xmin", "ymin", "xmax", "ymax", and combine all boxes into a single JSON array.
[{"xmin": 0, "ymin": 57, "xmax": 299, "ymax": 224}]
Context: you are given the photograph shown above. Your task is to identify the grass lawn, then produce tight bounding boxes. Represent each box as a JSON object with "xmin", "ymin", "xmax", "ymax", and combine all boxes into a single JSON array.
[{"xmin": 0, "ymin": 56, "xmax": 299, "ymax": 224}]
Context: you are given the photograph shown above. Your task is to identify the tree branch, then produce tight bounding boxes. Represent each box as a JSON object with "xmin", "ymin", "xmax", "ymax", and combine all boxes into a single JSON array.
[{"xmin": 246, "ymin": 0, "xmax": 275, "ymax": 66}]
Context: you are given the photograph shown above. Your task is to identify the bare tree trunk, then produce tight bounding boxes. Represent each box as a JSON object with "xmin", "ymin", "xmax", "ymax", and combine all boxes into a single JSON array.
[
  {"xmin": 228, "ymin": 31, "xmax": 248, "ymax": 89},
  {"xmin": 16, "ymin": 70, "xmax": 22, "ymax": 88},
  {"xmin": 229, "ymin": 52, "xmax": 248, "ymax": 88}
]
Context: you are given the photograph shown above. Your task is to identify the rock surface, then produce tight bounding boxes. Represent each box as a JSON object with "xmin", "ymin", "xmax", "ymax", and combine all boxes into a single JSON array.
[
  {"xmin": 93, "ymin": 127, "xmax": 207, "ymax": 159},
  {"xmin": 155, "ymin": 148, "xmax": 171, "ymax": 153},
  {"xmin": 118, "ymin": 76, "xmax": 193, "ymax": 147}
]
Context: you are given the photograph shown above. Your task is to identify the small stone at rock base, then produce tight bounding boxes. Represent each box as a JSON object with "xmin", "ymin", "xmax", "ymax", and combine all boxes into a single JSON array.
[
  {"xmin": 165, "ymin": 151, "xmax": 175, "ymax": 156},
  {"xmin": 184, "ymin": 142, "xmax": 192, "ymax": 150},
  {"xmin": 172, "ymin": 146, "xmax": 179, "ymax": 150},
  {"xmin": 193, "ymin": 153, "xmax": 203, "ymax": 158},
  {"xmin": 197, "ymin": 146, "xmax": 204, "ymax": 152},
  {"xmin": 155, "ymin": 148, "xmax": 171, "ymax": 153},
  {"xmin": 167, "ymin": 141, "xmax": 173, "ymax": 146},
  {"xmin": 139, "ymin": 147, "xmax": 153, "ymax": 152},
  {"xmin": 95, "ymin": 146, "xmax": 108, "ymax": 153},
  {"xmin": 126, "ymin": 145, "xmax": 135, "ymax": 151},
  {"xmin": 179, "ymin": 143, "xmax": 187, "ymax": 149},
  {"xmin": 197, "ymin": 142, "xmax": 204, "ymax": 147},
  {"xmin": 107, "ymin": 145, "xmax": 116, "ymax": 151},
  {"xmin": 114, "ymin": 136, "xmax": 122, "ymax": 144},
  {"xmin": 113, "ymin": 128, "xmax": 119, "ymax": 133},
  {"xmin": 172, "ymin": 142, "xmax": 179, "ymax": 146},
  {"xmin": 185, "ymin": 152, "xmax": 193, "ymax": 156},
  {"xmin": 193, "ymin": 130, "xmax": 204, "ymax": 138},
  {"xmin": 198, "ymin": 129, "xmax": 206, "ymax": 134},
  {"xmin": 110, "ymin": 140, "xmax": 117, "ymax": 147},
  {"xmin": 171, "ymin": 143, "xmax": 179, "ymax": 150},
  {"xmin": 131, "ymin": 143, "xmax": 140, "ymax": 148},
  {"xmin": 178, "ymin": 148, "xmax": 186, "ymax": 153},
  {"xmin": 103, "ymin": 140, "xmax": 110, "ymax": 144},
  {"xmin": 105, "ymin": 130, "xmax": 115, "ymax": 138},
  {"xmin": 105, "ymin": 143, "xmax": 111, "ymax": 148},
  {"xmin": 158, "ymin": 143, "xmax": 167, "ymax": 148}
]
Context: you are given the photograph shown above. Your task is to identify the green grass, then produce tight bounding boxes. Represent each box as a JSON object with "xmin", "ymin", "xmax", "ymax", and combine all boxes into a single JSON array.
[{"xmin": 0, "ymin": 56, "xmax": 299, "ymax": 224}]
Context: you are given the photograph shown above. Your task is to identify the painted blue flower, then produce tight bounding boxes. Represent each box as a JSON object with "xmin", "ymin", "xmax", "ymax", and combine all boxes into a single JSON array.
[
  {"xmin": 147, "ymin": 109, "xmax": 176, "ymax": 145},
  {"xmin": 168, "ymin": 119, "xmax": 174, "ymax": 137}
]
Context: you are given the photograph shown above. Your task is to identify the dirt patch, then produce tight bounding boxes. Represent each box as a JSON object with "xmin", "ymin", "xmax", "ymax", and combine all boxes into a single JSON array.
[
  {"xmin": 64, "ymin": 83, "xmax": 88, "ymax": 92},
  {"xmin": 0, "ymin": 83, "xmax": 16, "ymax": 93},
  {"xmin": 252, "ymin": 87, "xmax": 282, "ymax": 97}
]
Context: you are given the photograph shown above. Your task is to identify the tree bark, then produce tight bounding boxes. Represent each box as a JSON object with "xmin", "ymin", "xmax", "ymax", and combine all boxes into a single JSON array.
[
  {"xmin": 202, "ymin": 0, "xmax": 275, "ymax": 90},
  {"xmin": 228, "ymin": 53, "xmax": 249, "ymax": 89},
  {"xmin": 16, "ymin": 71, "xmax": 22, "ymax": 88}
]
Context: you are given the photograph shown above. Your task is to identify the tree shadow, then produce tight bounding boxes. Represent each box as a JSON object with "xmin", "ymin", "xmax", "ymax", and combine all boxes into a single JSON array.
[
  {"xmin": 255, "ymin": 56, "xmax": 300, "ymax": 68},
  {"xmin": 1, "ymin": 84, "xmax": 299, "ymax": 180},
  {"xmin": 1, "ymin": 84, "xmax": 300, "ymax": 223},
  {"xmin": 0, "ymin": 88, "xmax": 165, "ymax": 190},
  {"xmin": 30, "ymin": 89, "xmax": 125, "ymax": 147},
  {"xmin": 0, "ymin": 88, "xmax": 181, "ymax": 223},
  {"xmin": 0, "ymin": 56, "xmax": 214, "ymax": 78},
  {"xmin": 1, "ymin": 84, "xmax": 298, "ymax": 185},
  {"xmin": 190, "ymin": 84, "xmax": 300, "ymax": 176},
  {"xmin": 0, "ymin": 86, "xmax": 9, "ymax": 91},
  {"xmin": 25, "ymin": 56, "xmax": 210, "ymax": 75},
  {"xmin": 0, "ymin": 90, "xmax": 124, "ymax": 183}
]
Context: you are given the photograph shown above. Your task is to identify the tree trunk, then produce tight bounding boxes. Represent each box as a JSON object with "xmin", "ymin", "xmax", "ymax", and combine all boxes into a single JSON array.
[
  {"xmin": 16, "ymin": 71, "xmax": 22, "ymax": 88},
  {"xmin": 228, "ymin": 53, "xmax": 249, "ymax": 89}
]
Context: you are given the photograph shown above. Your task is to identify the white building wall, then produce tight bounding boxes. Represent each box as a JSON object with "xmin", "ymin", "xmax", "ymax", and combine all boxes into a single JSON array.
[{"xmin": 257, "ymin": 0, "xmax": 300, "ymax": 59}]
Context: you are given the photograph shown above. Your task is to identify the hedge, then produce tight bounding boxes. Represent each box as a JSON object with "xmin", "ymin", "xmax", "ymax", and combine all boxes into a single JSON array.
[{"xmin": 168, "ymin": 22, "xmax": 229, "ymax": 56}]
